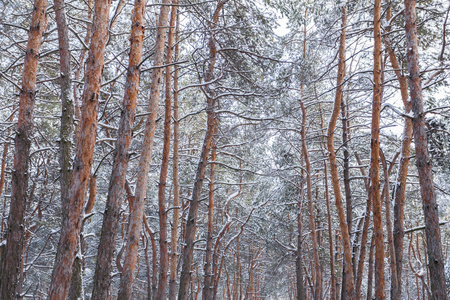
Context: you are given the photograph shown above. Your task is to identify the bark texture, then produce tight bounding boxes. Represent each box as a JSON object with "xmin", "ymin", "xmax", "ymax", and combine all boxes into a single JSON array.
[
  {"xmin": 48, "ymin": 0, "xmax": 112, "ymax": 298},
  {"xmin": 203, "ymin": 141, "xmax": 217, "ymax": 300},
  {"xmin": 370, "ymin": 0, "xmax": 386, "ymax": 298},
  {"xmin": 168, "ymin": 14, "xmax": 180, "ymax": 299},
  {"xmin": 157, "ymin": 2, "xmax": 177, "ymax": 297},
  {"xmin": 54, "ymin": 0, "xmax": 73, "ymax": 219},
  {"xmin": 384, "ymin": 6, "xmax": 412, "ymax": 299},
  {"xmin": 404, "ymin": 0, "xmax": 448, "ymax": 298},
  {"xmin": 117, "ymin": 1, "xmax": 171, "ymax": 298},
  {"xmin": 326, "ymin": 5, "xmax": 355, "ymax": 299},
  {"xmin": 91, "ymin": 0, "xmax": 146, "ymax": 298},
  {"xmin": 0, "ymin": 1, "xmax": 47, "ymax": 298}
]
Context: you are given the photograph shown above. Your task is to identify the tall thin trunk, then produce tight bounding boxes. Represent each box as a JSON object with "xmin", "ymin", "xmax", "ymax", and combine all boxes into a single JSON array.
[
  {"xmin": 177, "ymin": 2, "xmax": 228, "ymax": 299},
  {"xmin": 318, "ymin": 101, "xmax": 337, "ymax": 300},
  {"xmin": 380, "ymin": 150, "xmax": 399, "ymax": 299},
  {"xmin": 371, "ymin": 0, "xmax": 386, "ymax": 297},
  {"xmin": 90, "ymin": 2, "xmax": 146, "ymax": 297},
  {"xmin": 203, "ymin": 139, "xmax": 217, "ymax": 300},
  {"xmin": 144, "ymin": 233, "xmax": 152, "ymax": 300},
  {"xmin": 324, "ymin": 161, "xmax": 336, "ymax": 300},
  {"xmin": 0, "ymin": 1, "xmax": 47, "ymax": 298},
  {"xmin": 157, "ymin": 2, "xmax": 177, "ymax": 297},
  {"xmin": 404, "ymin": 0, "xmax": 448, "ymax": 298},
  {"xmin": 366, "ymin": 235, "xmax": 375, "ymax": 300},
  {"xmin": 168, "ymin": 12, "xmax": 180, "ymax": 300},
  {"xmin": 326, "ymin": 4, "xmax": 355, "ymax": 298},
  {"xmin": 54, "ymin": 0, "xmax": 80, "ymax": 297},
  {"xmin": 300, "ymin": 100, "xmax": 321, "ymax": 300},
  {"xmin": 299, "ymin": 9, "xmax": 321, "ymax": 299},
  {"xmin": 296, "ymin": 185, "xmax": 305, "ymax": 300},
  {"xmin": 354, "ymin": 153, "xmax": 372, "ymax": 298},
  {"xmin": 384, "ymin": 5, "xmax": 412, "ymax": 298},
  {"xmin": 48, "ymin": 0, "xmax": 112, "ymax": 298},
  {"xmin": 117, "ymin": 1, "xmax": 171, "ymax": 298},
  {"xmin": 340, "ymin": 95, "xmax": 352, "ymax": 300},
  {"xmin": 54, "ymin": 0, "xmax": 73, "ymax": 222}
]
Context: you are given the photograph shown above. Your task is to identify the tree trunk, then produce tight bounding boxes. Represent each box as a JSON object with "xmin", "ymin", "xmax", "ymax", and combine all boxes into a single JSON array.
[
  {"xmin": 404, "ymin": 0, "xmax": 448, "ymax": 298},
  {"xmin": 384, "ymin": 5, "xmax": 413, "ymax": 298},
  {"xmin": 370, "ymin": 0, "xmax": 386, "ymax": 297},
  {"xmin": 54, "ymin": 0, "xmax": 81, "ymax": 297},
  {"xmin": 117, "ymin": 1, "xmax": 171, "ymax": 298},
  {"xmin": 326, "ymin": 5, "xmax": 355, "ymax": 299},
  {"xmin": 90, "ymin": 0, "xmax": 146, "ymax": 298},
  {"xmin": 381, "ymin": 150, "xmax": 399, "ymax": 300},
  {"xmin": 157, "ymin": 2, "xmax": 177, "ymax": 297},
  {"xmin": 168, "ymin": 12, "xmax": 180, "ymax": 300},
  {"xmin": 298, "ymin": 10, "xmax": 321, "ymax": 298},
  {"xmin": 300, "ymin": 100, "xmax": 321, "ymax": 300},
  {"xmin": 0, "ymin": 1, "xmax": 47, "ymax": 298},
  {"xmin": 203, "ymin": 140, "xmax": 217, "ymax": 300},
  {"xmin": 354, "ymin": 154, "xmax": 372, "ymax": 299},
  {"xmin": 323, "ymin": 161, "xmax": 336, "ymax": 300},
  {"xmin": 318, "ymin": 101, "xmax": 337, "ymax": 300},
  {"xmin": 366, "ymin": 235, "xmax": 375, "ymax": 300},
  {"xmin": 92, "ymin": 0, "xmax": 146, "ymax": 293},
  {"xmin": 54, "ymin": 0, "xmax": 73, "ymax": 222},
  {"xmin": 340, "ymin": 94, "xmax": 352, "ymax": 300},
  {"xmin": 177, "ymin": 2, "xmax": 228, "ymax": 299},
  {"xmin": 296, "ymin": 190, "xmax": 305, "ymax": 300},
  {"xmin": 48, "ymin": 0, "xmax": 112, "ymax": 298}
]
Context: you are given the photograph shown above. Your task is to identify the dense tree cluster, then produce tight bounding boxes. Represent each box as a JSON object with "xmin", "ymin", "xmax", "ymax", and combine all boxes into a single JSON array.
[{"xmin": 0, "ymin": 0, "xmax": 449, "ymax": 299}]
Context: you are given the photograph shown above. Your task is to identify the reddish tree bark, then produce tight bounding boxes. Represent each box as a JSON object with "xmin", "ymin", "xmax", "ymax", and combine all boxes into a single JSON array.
[
  {"xmin": 404, "ymin": 0, "xmax": 448, "ymax": 298},
  {"xmin": 177, "ymin": 2, "xmax": 229, "ymax": 299},
  {"xmin": 326, "ymin": 5, "xmax": 355, "ymax": 299},
  {"xmin": 157, "ymin": 2, "xmax": 177, "ymax": 297},
  {"xmin": 48, "ymin": 0, "xmax": 112, "ymax": 298},
  {"xmin": 384, "ymin": 5, "xmax": 413, "ymax": 298},
  {"xmin": 168, "ymin": 13, "xmax": 180, "ymax": 300},
  {"xmin": 117, "ymin": 1, "xmax": 171, "ymax": 298},
  {"xmin": 54, "ymin": 0, "xmax": 81, "ymax": 296},
  {"xmin": 0, "ymin": 1, "xmax": 47, "ymax": 298},
  {"xmin": 370, "ymin": 0, "xmax": 386, "ymax": 297},
  {"xmin": 203, "ymin": 139, "xmax": 217, "ymax": 300},
  {"xmin": 90, "ymin": 0, "xmax": 146, "ymax": 298}
]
